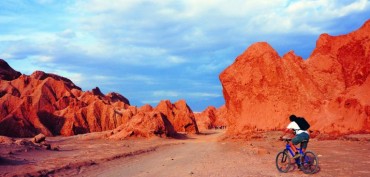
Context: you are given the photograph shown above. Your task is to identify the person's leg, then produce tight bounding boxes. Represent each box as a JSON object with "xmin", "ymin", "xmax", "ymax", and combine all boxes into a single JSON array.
[
  {"xmin": 301, "ymin": 142, "xmax": 307, "ymax": 152},
  {"xmin": 292, "ymin": 134, "xmax": 304, "ymax": 147},
  {"xmin": 301, "ymin": 133, "xmax": 310, "ymax": 152},
  {"xmin": 292, "ymin": 134, "xmax": 304, "ymax": 159},
  {"xmin": 289, "ymin": 141, "xmax": 297, "ymax": 152}
]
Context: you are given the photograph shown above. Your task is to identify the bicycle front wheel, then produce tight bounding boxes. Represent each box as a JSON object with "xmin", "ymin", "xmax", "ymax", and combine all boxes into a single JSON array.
[
  {"xmin": 301, "ymin": 151, "xmax": 319, "ymax": 174},
  {"xmin": 275, "ymin": 151, "xmax": 292, "ymax": 173}
]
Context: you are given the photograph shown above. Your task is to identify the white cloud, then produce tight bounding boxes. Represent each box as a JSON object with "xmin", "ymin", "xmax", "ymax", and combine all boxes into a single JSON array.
[
  {"xmin": 167, "ymin": 56, "xmax": 186, "ymax": 64},
  {"xmin": 153, "ymin": 91, "xmax": 179, "ymax": 98},
  {"xmin": 92, "ymin": 75, "xmax": 110, "ymax": 81},
  {"xmin": 73, "ymin": 0, "xmax": 142, "ymax": 14},
  {"xmin": 286, "ymin": 0, "xmax": 368, "ymax": 18},
  {"xmin": 36, "ymin": 55, "xmax": 54, "ymax": 62},
  {"xmin": 152, "ymin": 90, "xmax": 222, "ymax": 99},
  {"xmin": 36, "ymin": 0, "xmax": 54, "ymax": 5},
  {"xmin": 190, "ymin": 61, "xmax": 231, "ymax": 74},
  {"xmin": 67, "ymin": 0, "xmax": 370, "ymax": 67},
  {"xmin": 141, "ymin": 100, "xmax": 160, "ymax": 105},
  {"xmin": 188, "ymin": 92, "xmax": 222, "ymax": 98},
  {"xmin": 1, "ymin": 53, "xmax": 13, "ymax": 59},
  {"xmin": 53, "ymin": 70, "xmax": 84, "ymax": 85},
  {"xmin": 58, "ymin": 29, "xmax": 76, "ymax": 38},
  {"xmin": 77, "ymin": 74, "xmax": 157, "ymax": 86},
  {"xmin": 244, "ymin": 1, "xmax": 363, "ymax": 34},
  {"xmin": 121, "ymin": 74, "xmax": 150, "ymax": 81},
  {"xmin": 3, "ymin": 1, "xmax": 369, "ymax": 68},
  {"xmin": 0, "ymin": 34, "xmax": 26, "ymax": 41}
]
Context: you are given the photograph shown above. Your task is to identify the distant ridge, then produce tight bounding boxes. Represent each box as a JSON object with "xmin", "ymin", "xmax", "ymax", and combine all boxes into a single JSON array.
[{"xmin": 0, "ymin": 59, "xmax": 198, "ymax": 138}]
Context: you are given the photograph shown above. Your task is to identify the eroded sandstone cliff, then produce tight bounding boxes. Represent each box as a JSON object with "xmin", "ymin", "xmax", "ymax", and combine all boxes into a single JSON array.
[
  {"xmin": 0, "ymin": 62, "xmax": 198, "ymax": 138},
  {"xmin": 219, "ymin": 20, "xmax": 370, "ymax": 138}
]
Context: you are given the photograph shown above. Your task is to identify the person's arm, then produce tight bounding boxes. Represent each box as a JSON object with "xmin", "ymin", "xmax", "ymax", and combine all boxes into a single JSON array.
[{"xmin": 280, "ymin": 127, "xmax": 295, "ymax": 140}]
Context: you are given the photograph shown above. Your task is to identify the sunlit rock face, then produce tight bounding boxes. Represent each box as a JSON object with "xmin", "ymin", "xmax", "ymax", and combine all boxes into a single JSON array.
[
  {"xmin": 219, "ymin": 20, "xmax": 370, "ymax": 138},
  {"xmin": 194, "ymin": 105, "xmax": 227, "ymax": 131},
  {"xmin": 0, "ymin": 60, "xmax": 195, "ymax": 138}
]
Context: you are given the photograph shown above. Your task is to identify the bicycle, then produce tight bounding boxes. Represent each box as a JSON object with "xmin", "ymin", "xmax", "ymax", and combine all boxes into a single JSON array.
[{"xmin": 275, "ymin": 137, "xmax": 319, "ymax": 174}]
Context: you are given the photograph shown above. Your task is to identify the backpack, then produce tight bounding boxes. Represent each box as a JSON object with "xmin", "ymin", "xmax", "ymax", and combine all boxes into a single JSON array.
[{"xmin": 295, "ymin": 117, "xmax": 310, "ymax": 130}]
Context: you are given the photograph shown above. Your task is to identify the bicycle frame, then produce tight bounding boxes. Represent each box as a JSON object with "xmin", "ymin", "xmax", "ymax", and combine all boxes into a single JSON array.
[
  {"xmin": 276, "ymin": 138, "xmax": 319, "ymax": 174},
  {"xmin": 284, "ymin": 140, "xmax": 304, "ymax": 156},
  {"xmin": 283, "ymin": 139, "xmax": 306, "ymax": 165}
]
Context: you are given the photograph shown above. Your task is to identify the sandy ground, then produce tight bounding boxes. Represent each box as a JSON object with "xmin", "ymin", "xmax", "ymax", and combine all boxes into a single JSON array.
[{"xmin": 1, "ymin": 130, "xmax": 370, "ymax": 177}]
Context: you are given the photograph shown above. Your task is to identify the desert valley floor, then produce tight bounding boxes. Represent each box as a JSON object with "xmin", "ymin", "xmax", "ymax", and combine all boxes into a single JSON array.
[{"xmin": 1, "ymin": 130, "xmax": 370, "ymax": 177}]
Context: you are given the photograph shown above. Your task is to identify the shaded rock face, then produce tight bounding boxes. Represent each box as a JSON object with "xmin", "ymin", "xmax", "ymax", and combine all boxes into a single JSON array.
[
  {"xmin": 106, "ymin": 92, "xmax": 130, "ymax": 105},
  {"xmin": 194, "ymin": 106, "xmax": 227, "ymax": 131},
  {"xmin": 0, "ymin": 61, "xmax": 195, "ymax": 138},
  {"xmin": 219, "ymin": 20, "xmax": 370, "ymax": 138},
  {"xmin": 0, "ymin": 59, "xmax": 21, "ymax": 81},
  {"xmin": 155, "ymin": 100, "xmax": 199, "ymax": 134}
]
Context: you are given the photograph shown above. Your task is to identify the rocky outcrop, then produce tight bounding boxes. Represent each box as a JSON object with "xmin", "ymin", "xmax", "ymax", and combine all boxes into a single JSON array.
[
  {"xmin": 155, "ymin": 100, "xmax": 199, "ymax": 134},
  {"xmin": 109, "ymin": 110, "xmax": 176, "ymax": 140},
  {"xmin": 0, "ymin": 59, "xmax": 21, "ymax": 81},
  {"xmin": 214, "ymin": 105, "xmax": 227, "ymax": 127},
  {"xmin": 195, "ymin": 106, "xmax": 227, "ymax": 131},
  {"xmin": 219, "ymin": 19, "xmax": 370, "ymax": 138},
  {"xmin": 0, "ymin": 69, "xmax": 127, "ymax": 137},
  {"xmin": 0, "ymin": 61, "xmax": 197, "ymax": 138},
  {"xmin": 106, "ymin": 92, "xmax": 130, "ymax": 105}
]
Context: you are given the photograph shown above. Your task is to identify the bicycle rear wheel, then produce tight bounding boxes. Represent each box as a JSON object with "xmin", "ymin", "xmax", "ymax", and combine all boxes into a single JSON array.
[
  {"xmin": 275, "ymin": 151, "xmax": 291, "ymax": 173},
  {"xmin": 301, "ymin": 151, "xmax": 319, "ymax": 174}
]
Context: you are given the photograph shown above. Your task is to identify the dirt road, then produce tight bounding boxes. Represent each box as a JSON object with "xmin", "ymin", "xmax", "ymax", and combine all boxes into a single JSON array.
[
  {"xmin": 53, "ymin": 130, "xmax": 370, "ymax": 177},
  {"xmin": 1, "ymin": 130, "xmax": 370, "ymax": 177}
]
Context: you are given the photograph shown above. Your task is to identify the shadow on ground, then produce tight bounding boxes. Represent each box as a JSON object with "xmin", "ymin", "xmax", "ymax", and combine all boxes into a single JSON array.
[{"xmin": 0, "ymin": 157, "xmax": 30, "ymax": 166}]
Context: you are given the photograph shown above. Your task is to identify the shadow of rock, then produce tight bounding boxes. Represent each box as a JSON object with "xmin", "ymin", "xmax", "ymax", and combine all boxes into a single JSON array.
[
  {"xmin": 0, "ymin": 156, "xmax": 29, "ymax": 166},
  {"xmin": 172, "ymin": 133, "xmax": 195, "ymax": 140},
  {"xmin": 198, "ymin": 131, "xmax": 219, "ymax": 136},
  {"xmin": 38, "ymin": 111, "xmax": 66, "ymax": 136}
]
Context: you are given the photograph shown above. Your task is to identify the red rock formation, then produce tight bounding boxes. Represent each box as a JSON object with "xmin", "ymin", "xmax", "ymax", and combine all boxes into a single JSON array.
[
  {"xmin": 138, "ymin": 104, "xmax": 154, "ymax": 112},
  {"xmin": 106, "ymin": 92, "xmax": 130, "ymax": 105},
  {"xmin": 0, "ymin": 70, "xmax": 83, "ymax": 137},
  {"xmin": 195, "ymin": 106, "xmax": 227, "ymax": 131},
  {"xmin": 220, "ymin": 20, "xmax": 370, "ymax": 138},
  {"xmin": 0, "ymin": 60, "xmax": 197, "ymax": 138},
  {"xmin": 0, "ymin": 59, "xmax": 21, "ymax": 81},
  {"xmin": 194, "ymin": 107, "xmax": 215, "ymax": 131},
  {"xmin": 155, "ymin": 100, "xmax": 199, "ymax": 134},
  {"xmin": 214, "ymin": 105, "xmax": 227, "ymax": 127},
  {"xmin": 109, "ymin": 110, "xmax": 176, "ymax": 140}
]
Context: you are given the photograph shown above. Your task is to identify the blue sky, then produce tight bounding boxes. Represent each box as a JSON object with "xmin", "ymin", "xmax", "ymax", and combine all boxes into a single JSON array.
[{"xmin": 1, "ymin": 0, "xmax": 369, "ymax": 112}]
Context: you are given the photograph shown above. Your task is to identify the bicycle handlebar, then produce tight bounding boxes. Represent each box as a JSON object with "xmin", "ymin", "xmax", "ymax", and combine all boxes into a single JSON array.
[
  {"xmin": 280, "ymin": 137, "xmax": 292, "ymax": 142},
  {"xmin": 280, "ymin": 135, "xmax": 292, "ymax": 141}
]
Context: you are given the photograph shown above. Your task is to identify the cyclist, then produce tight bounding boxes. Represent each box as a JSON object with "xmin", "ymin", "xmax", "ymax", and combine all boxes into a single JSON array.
[{"xmin": 280, "ymin": 114, "xmax": 310, "ymax": 159}]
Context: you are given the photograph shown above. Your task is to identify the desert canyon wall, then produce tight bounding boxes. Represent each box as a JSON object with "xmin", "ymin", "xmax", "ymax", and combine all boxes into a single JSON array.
[
  {"xmin": 220, "ymin": 20, "xmax": 370, "ymax": 138},
  {"xmin": 0, "ymin": 61, "xmax": 199, "ymax": 138}
]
